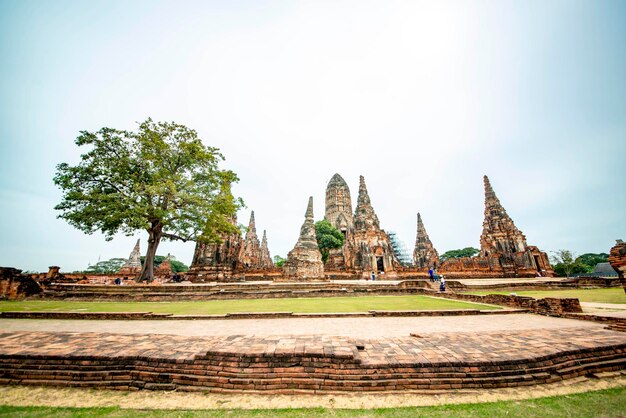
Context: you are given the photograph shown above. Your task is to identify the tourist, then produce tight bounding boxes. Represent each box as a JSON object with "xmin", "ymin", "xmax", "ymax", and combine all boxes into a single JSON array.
[
  {"xmin": 371, "ymin": 271, "xmax": 376, "ymax": 281},
  {"xmin": 439, "ymin": 275, "xmax": 446, "ymax": 292},
  {"xmin": 428, "ymin": 268, "xmax": 434, "ymax": 282},
  {"xmin": 433, "ymin": 268, "xmax": 439, "ymax": 282}
]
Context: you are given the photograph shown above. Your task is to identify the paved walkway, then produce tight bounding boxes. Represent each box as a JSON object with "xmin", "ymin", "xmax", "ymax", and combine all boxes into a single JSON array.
[
  {"xmin": 0, "ymin": 313, "xmax": 604, "ymax": 338},
  {"xmin": 581, "ymin": 302, "xmax": 626, "ymax": 319},
  {"xmin": 1, "ymin": 327, "xmax": 624, "ymax": 366}
]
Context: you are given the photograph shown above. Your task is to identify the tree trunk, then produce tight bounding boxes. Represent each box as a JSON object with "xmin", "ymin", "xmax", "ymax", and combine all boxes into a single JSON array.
[{"xmin": 138, "ymin": 223, "xmax": 162, "ymax": 282}]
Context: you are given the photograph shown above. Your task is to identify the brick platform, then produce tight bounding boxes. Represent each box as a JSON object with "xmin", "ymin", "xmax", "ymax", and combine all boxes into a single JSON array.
[{"xmin": 1, "ymin": 328, "xmax": 624, "ymax": 393}]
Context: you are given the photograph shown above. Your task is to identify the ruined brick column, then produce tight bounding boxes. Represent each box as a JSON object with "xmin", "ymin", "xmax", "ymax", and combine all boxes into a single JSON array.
[
  {"xmin": 413, "ymin": 212, "xmax": 439, "ymax": 269},
  {"xmin": 154, "ymin": 254, "xmax": 173, "ymax": 280},
  {"xmin": 186, "ymin": 215, "xmax": 243, "ymax": 282},
  {"xmin": 609, "ymin": 239, "xmax": 626, "ymax": 294},
  {"xmin": 282, "ymin": 197, "xmax": 325, "ymax": 280}
]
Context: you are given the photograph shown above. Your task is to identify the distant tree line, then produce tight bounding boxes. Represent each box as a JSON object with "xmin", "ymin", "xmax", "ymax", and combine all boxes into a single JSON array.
[
  {"xmin": 439, "ymin": 247, "xmax": 480, "ymax": 262},
  {"xmin": 82, "ymin": 255, "xmax": 189, "ymax": 274},
  {"xmin": 550, "ymin": 250, "xmax": 608, "ymax": 277}
]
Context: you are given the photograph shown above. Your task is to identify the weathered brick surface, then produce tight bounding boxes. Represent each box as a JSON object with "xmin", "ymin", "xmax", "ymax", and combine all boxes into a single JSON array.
[
  {"xmin": 608, "ymin": 240, "xmax": 626, "ymax": 294},
  {"xmin": 0, "ymin": 268, "xmax": 42, "ymax": 300},
  {"xmin": 436, "ymin": 292, "xmax": 583, "ymax": 315},
  {"xmin": 0, "ymin": 308, "xmax": 524, "ymax": 321},
  {"xmin": 0, "ymin": 328, "xmax": 624, "ymax": 392}
]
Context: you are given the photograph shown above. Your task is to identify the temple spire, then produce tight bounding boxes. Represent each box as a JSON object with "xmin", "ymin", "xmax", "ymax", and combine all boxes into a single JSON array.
[
  {"xmin": 260, "ymin": 230, "xmax": 273, "ymax": 267},
  {"xmin": 248, "ymin": 211, "xmax": 256, "ymax": 233},
  {"xmin": 483, "ymin": 175, "xmax": 501, "ymax": 207},
  {"xmin": 241, "ymin": 210, "xmax": 262, "ymax": 268},
  {"xmin": 480, "ymin": 176, "xmax": 528, "ymax": 256},
  {"xmin": 282, "ymin": 196, "xmax": 324, "ymax": 279},
  {"xmin": 296, "ymin": 197, "xmax": 318, "ymax": 249},
  {"xmin": 354, "ymin": 175, "xmax": 380, "ymax": 231},
  {"xmin": 413, "ymin": 212, "xmax": 439, "ymax": 268},
  {"xmin": 324, "ymin": 173, "xmax": 353, "ymax": 232}
]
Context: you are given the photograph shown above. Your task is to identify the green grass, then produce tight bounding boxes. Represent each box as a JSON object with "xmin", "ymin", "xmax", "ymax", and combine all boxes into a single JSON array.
[
  {"xmin": 0, "ymin": 386, "xmax": 624, "ymax": 417},
  {"xmin": 465, "ymin": 288, "xmax": 626, "ymax": 304},
  {"xmin": 0, "ymin": 295, "xmax": 499, "ymax": 315}
]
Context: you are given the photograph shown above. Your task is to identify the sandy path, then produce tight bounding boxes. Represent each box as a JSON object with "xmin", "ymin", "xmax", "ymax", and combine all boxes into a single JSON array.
[{"xmin": 0, "ymin": 314, "xmax": 602, "ymax": 337}]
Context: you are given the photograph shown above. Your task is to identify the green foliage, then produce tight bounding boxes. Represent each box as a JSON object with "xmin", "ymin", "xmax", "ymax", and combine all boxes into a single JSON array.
[
  {"xmin": 139, "ymin": 255, "xmax": 189, "ymax": 273},
  {"xmin": 273, "ymin": 255, "xmax": 286, "ymax": 267},
  {"xmin": 440, "ymin": 247, "xmax": 479, "ymax": 262},
  {"xmin": 550, "ymin": 249, "xmax": 589, "ymax": 277},
  {"xmin": 314, "ymin": 220, "xmax": 344, "ymax": 264},
  {"xmin": 550, "ymin": 251, "xmax": 609, "ymax": 277},
  {"xmin": 575, "ymin": 252, "xmax": 609, "ymax": 273},
  {"xmin": 54, "ymin": 119, "xmax": 242, "ymax": 279},
  {"xmin": 85, "ymin": 258, "xmax": 126, "ymax": 274}
]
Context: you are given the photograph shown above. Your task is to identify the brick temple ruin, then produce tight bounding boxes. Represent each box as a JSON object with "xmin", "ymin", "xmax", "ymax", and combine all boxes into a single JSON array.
[
  {"xmin": 324, "ymin": 174, "xmax": 400, "ymax": 278},
  {"xmin": 115, "ymin": 174, "xmax": 553, "ymax": 282},
  {"xmin": 117, "ymin": 239, "xmax": 142, "ymax": 277},
  {"xmin": 438, "ymin": 176, "xmax": 554, "ymax": 278},
  {"xmin": 281, "ymin": 197, "xmax": 325, "ymax": 280},
  {"xmin": 184, "ymin": 211, "xmax": 278, "ymax": 282}
]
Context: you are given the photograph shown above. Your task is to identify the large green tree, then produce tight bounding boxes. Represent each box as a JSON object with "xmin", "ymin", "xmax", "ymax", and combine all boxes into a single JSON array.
[
  {"xmin": 54, "ymin": 119, "xmax": 243, "ymax": 280},
  {"xmin": 550, "ymin": 249, "xmax": 587, "ymax": 277},
  {"xmin": 314, "ymin": 220, "xmax": 344, "ymax": 264},
  {"xmin": 273, "ymin": 255, "xmax": 286, "ymax": 267},
  {"xmin": 440, "ymin": 247, "xmax": 480, "ymax": 262}
]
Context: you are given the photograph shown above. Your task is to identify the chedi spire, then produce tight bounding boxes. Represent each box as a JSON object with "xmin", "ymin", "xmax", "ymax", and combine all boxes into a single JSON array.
[
  {"xmin": 259, "ymin": 230, "xmax": 273, "ymax": 268},
  {"xmin": 480, "ymin": 175, "xmax": 528, "ymax": 257},
  {"xmin": 118, "ymin": 239, "xmax": 142, "ymax": 276},
  {"xmin": 241, "ymin": 210, "xmax": 262, "ymax": 268},
  {"xmin": 413, "ymin": 213, "xmax": 439, "ymax": 268},
  {"xmin": 282, "ymin": 196, "xmax": 324, "ymax": 279},
  {"xmin": 354, "ymin": 175, "xmax": 380, "ymax": 231}
]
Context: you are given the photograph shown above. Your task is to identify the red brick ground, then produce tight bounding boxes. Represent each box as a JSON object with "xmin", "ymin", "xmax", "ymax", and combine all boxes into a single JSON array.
[{"xmin": 1, "ymin": 328, "xmax": 624, "ymax": 392}]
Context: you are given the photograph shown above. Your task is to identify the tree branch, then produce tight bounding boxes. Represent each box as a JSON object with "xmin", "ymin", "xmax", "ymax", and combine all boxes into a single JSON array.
[{"xmin": 161, "ymin": 232, "xmax": 193, "ymax": 242}]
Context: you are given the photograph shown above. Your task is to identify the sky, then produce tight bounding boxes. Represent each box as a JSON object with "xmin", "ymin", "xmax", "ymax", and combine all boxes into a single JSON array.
[{"xmin": 0, "ymin": 0, "xmax": 624, "ymax": 272}]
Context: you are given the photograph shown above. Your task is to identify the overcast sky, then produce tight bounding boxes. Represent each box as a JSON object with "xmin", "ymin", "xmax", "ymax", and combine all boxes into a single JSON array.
[{"xmin": 1, "ymin": 0, "xmax": 624, "ymax": 272}]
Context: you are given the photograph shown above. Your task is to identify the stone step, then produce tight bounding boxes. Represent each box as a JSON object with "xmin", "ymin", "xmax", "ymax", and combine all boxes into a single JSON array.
[{"xmin": 2, "ymin": 354, "xmax": 623, "ymax": 392}]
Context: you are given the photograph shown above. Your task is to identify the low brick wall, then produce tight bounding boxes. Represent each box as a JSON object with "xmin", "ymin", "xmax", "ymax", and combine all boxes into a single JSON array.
[
  {"xmin": 0, "ymin": 308, "xmax": 522, "ymax": 321},
  {"xmin": 38, "ymin": 281, "xmax": 432, "ymax": 301},
  {"xmin": 436, "ymin": 292, "xmax": 583, "ymax": 316},
  {"xmin": 0, "ymin": 329, "xmax": 624, "ymax": 393}
]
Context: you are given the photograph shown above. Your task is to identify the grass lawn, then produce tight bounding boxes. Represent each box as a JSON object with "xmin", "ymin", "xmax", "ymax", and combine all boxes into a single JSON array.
[
  {"xmin": 0, "ymin": 386, "xmax": 624, "ymax": 417},
  {"xmin": 464, "ymin": 288, "xmax": 626, "ymax": 304},
  {"xmin": 0, "ymin": 295, "xmax": 499, "ymax": 315}
]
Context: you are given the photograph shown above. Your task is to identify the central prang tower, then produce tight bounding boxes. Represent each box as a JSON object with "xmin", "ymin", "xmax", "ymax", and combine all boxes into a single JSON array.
[
  {"xmin": 324, "ymin": 173, "xmax": 354, "ymax": 235},
  {"xmin": 323, "ymin": 174, "xmax": 398, "ymax": 276}
]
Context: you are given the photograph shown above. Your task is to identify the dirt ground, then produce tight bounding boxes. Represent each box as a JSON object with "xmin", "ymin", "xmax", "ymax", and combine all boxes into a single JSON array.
[{"xmin": 1, "ymin": 374, "xmax": 625, "ymax": 410}]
